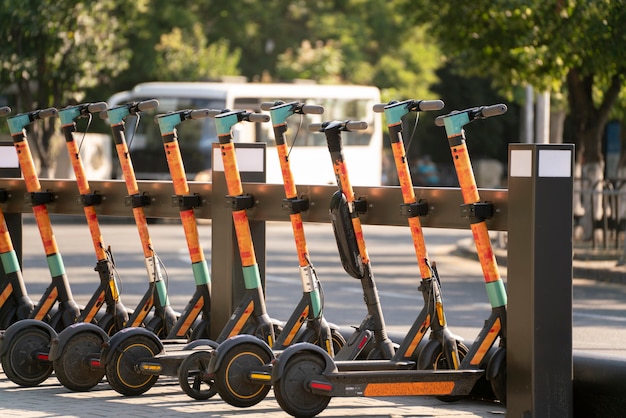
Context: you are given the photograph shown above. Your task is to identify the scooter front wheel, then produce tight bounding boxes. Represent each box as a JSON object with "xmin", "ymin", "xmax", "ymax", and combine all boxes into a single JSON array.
[
  {"xmin": 178, "ymin": 350, "xmax": 217, "ymax": 400},
  {"xmin": 105, "ymin": 335, "xmax": 160, "ymax": 396},
  {"xmin": 214, "ymin": 342, "xmax": 272, "ymax": 408},
  {"xmin": 54, "ymin": 331, "xmax": 106, "ymax": 391},
  {"xmin": 421, "ymin": 340, "xmax": 470, "ymax": 402},
  {"xmin": 1, "ymin": 326, "xmax": 53, "ymax": 386},
  {"xmin": 274, "ymin": 351, "xmax": 331, "ymax": 417}
]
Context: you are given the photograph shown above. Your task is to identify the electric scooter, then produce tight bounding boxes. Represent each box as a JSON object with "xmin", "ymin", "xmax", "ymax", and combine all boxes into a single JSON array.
[
  {"xmin": 100, "ymin": 108, "xmax": 277, "ymax": 399},
  {"xmin": 373, "ymin": 99, "xmax": 469, "ymax": 373},
  {"xmin": 434, "ymin": 104, "xmax": 509, "ymax": 403},
  {"xmin": 208, "ymin": 101, "xmax": 348, "ymax": 408},
  {"xmin": 42, "ymin": 102, "xmax": 133, "ymax": 391},
  {"xmin": 0, "ymin": 106, "xmax": 35, "ymax": 330},
  {"xmin": 49, "ymin": 100, "xmax": 184, "ymax": 393},
  {"xmin": 0, "ymin": 108, "xmax": 83, "ymax": 387},
  {"xmin": 269, "ymin": 119, "xmax": 484, "ymax": 417}
]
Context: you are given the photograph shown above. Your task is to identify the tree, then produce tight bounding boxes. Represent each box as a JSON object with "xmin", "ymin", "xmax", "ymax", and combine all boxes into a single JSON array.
[
  {"xmin": 405, "ymin": 0, "xmax": 626, "ymax": 167},
  {"xmin": 154, "ymin": 23, "xmax": 241, "ymax": 81},
  {"xmin": 0, "ymin": 0, "xmax": 131, "ymax": 174}
]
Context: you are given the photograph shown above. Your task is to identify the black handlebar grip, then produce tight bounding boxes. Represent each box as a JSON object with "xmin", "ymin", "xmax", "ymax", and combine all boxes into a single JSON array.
[
  {"xmin": 372, "ymin": 103, "xmax": 387, "ymax": 113},
  {"xmin": 38, "ymin": 108, "xmax": 58, "ymax": 119},
  {"xmin": 137, "ymin": 99, "xmax": 159, "ymax": 112},
  {"xmin": 260, "ymin": 102, "xmax": 276, "ymax": 111},
  {"xmin": 346, "ymin": 121, "xmax": 368, "ymax": 131},
  {"xmin": 419, "ymin": 100, "xmax": 444, "ymax": 111},
  {"xmin": 88, "ymin": 102, "xmax": 108, "ymax": 114},
  {"xmin": 301, "ymin": 104, "xmax": 324, "ymax": 115},
  {"xmin": 248, "ymin": 113, "xmax": 270, "ymax": 123},
  {"xmin": 0, "ymin": 106, "xmax": 10, "ymax": 117},
  {"xmin": 481, "ymin": 104, "xmax": 508, "ymax": 118},
  {"xmin": 434, "ymin": 116, "xmax": 444, "ymax": 127},
  {"xmin": 189, "ymin": 109, "xmax": 216, "ymax": 120},
  {"xmin": 308, "ymin": 123, "xmax": 323, "ymax": 132}
]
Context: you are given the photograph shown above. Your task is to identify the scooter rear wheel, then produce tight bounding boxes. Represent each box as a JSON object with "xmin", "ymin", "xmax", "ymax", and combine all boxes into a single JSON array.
[
  {"xmin": 214, "ymin": 342, "xmax": 272, "ymax": 408},
  {"xmin": 105, "ymin": 335, "xmax": 160, "ymax": 396},
  {"xmin": 274, "ymin": 351, "xmax": 330, "ymax": 417},
  {"xmin": 178, "ymin": 350, "xmax": 217, "ymax": 400},
  {"xmin": 1, "ymin": 326, "xmax": 53, "ymax": 386},
  {"xmin": 54, "ymin": 331, "xmax": 106, "ymax": 391}
]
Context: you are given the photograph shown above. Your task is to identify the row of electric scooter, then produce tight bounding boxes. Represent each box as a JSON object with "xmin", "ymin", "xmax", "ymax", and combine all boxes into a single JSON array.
[{"xmin": 0, "ymin": 98, "xmax": 508, "ymax": 417}]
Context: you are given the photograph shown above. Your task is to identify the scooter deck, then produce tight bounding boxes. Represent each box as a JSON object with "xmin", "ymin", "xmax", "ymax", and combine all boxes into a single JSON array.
[{"xmin": 314, "ymin": 368, "xmax": 484, "ymax": 397}]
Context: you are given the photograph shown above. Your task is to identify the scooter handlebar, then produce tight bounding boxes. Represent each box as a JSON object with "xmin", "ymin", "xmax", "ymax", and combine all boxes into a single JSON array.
[
  {"xmin": 0, "ymin": 106, "xmax": 11, "ymax": 117},
  {"xmin": 37, "ymin": 108, "xmax": 58, "ymax": 119},
  {"xmin": 419, "ymin": 100, "xmax": 445, "ymax": 111},
  {"xmin": 481, "ymin": 103, "xmax": 508, "ymax": 118},
  {"xmin": 346, "ymin": 120, "xmax": 368, "ymax": 131},
  {"xmin": 301, "ymin": 104, "xmax": 324, "ymax": 115},
  {"xmin": 308, "ymin": 120, "xmax": 368, "ymax": 132},
  {"xmin": 137, "ymin": 99, "xmax": 159, "ymax": 112},
  {"xmin": 248, "ymin": 113, "xmax": 270, "ymax": 123},
  {"xmin": 260, "ymin": 101, "xmax": 280, "ymax": 111},
  {"xmin": 190, "ymin": 109, "xmax": 222, "ymax": 119},
  {"xmin": 87, "ymin": 102, "xmax": 108, "ymax": 114},
  {"xmin": 434, "ymin": 103, "xmax": 508, "ymax": 127},
  {"xmin": 373, "ymin": 100, "xmax": 444, "ymax": 113}
]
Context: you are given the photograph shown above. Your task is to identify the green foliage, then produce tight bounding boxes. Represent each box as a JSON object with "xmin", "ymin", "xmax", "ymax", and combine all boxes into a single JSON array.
[
  {"xmin": 0, "ymin": 0, "xmax": 132, "ymax": 171},
  {"xmin": 405, "ymin": 0, "xmax": 626, "ymax": 163},
  {"xmin": 154, "ymin": 23, "xmax": 241, "ymax": 81}
]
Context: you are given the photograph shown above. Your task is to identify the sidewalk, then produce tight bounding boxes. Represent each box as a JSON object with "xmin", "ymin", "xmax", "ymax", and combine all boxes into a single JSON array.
[
  {"xmin": 0, "ymin": 369, "xmax": 505, "ymax": 418},
  {"xmin": 454, "ymin": 237, "xmax": 626, "ymax": 284}
]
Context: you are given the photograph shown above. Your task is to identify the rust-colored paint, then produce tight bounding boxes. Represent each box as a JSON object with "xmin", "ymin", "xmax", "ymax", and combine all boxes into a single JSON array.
[
  {"xmin": 282, "ymin": 306, "xmax": 309, "ymax": 346},
  {"xmin": 220, "ymin": 143, "xmax": 244, "ymax": 196},
  {"xmin": 228, "ymin": 300, "xmax": 254, "ymax": 338},
  {"xmin": 164, "ymin": 142, "xmax": 190, "ymax": 195},
  {"xmin": 232, "ymin": 210, "xmax": 256, "ymax": 266},
  {"xmin": 277, "ymin": 143, "xmax": 296, "ymax": 198},
  {"xmin": 130, "ymin": 295, "xmax": 154, "ymax": 327},
  {"xmin": 290, "ymin": 214, "xmax": 309, "ymax": 267},
  {"xmin": 83, "ymin": 291, "xmax": 106, "ymax": 322},
  {"xmin": 176, "ymin": 295, "xmax": 204, "ymax": 337},
  {"xmin": 132, "ymin": 208, "xmax": 153, "ymax": 258},
  {"xmin": 0, "ymin": 282, "xmax": 13, "ymax": 307},
  {"xmin": 84, "ymin": 206, "xmax": 107, "ymax": 261},
  {"xmin": 34, "ymin": 287, "xmax": 59, "ymax": 320},
  {"xmin": 363, "ymin": 380, "xmax": 455, "ymax": 397},
  {"xmin": 351, "ymin": 218, "xmax": 370, "ymax": 265},
  {"xmin": 0, "ymin": 211, "xmax": 14, "ymax": 253},
  {"xmin": 180, "ymin": 209, "xmax": 204, "ymax": 264},
  {"xmin": 13, "ymin": 140, "xmax": 41, "ymax": 191},
  {"xmin": 32, "ymin": 205, "xmax": 58, "ymax": 255},
  {"xmin": 451, "ymin": 144, "xmax": 479, "ymax": 204},
  {"xmin": 470, "ymin": 317, "xmax": 501, "ymax": 366},
  {"xmin": 471, "ymin": 223, "xmax": 501, "ymax": 284}
]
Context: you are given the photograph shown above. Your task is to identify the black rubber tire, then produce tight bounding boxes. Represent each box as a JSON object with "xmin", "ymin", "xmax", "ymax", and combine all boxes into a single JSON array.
[
  {"xmin": 104, "ymin": 335, "xmax": 160, "ymax": 396},
  {"xmin": 1, "ymin": 327, "xmax": 53, "ymax": 387},
  {"xmin": 490, "ymin": 353, "xmax": 506, "ymax": 405},
  {"xmin": 177, "ymin": 350, "xmax": 218, "ymax": 400},
  {"xmin": 310, "ymin": 328, "xmax": 346, "ymax": 356},
  {"xmin": 274, "ymin": 352, "xmax": 331, "ymax": 417},
  {"xmin": 214, "ymin": 342, "xmax": 272, "ymax": 408},
  {"xmin": 97, "ymin": 315, "xmax": 118, "ymax": 336},
  {"xmin": 423, "ymin": 340, "xmax": 470, "ymax": 402},
  {"xmin": 53, "ymin": 332, "xmax": 106, "ymax": 391}
]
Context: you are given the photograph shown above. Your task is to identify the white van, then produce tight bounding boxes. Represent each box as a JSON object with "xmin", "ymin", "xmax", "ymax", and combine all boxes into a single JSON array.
[{"xmin": 107, "ymin": 81, "xmax": 383, "ymax": 186}]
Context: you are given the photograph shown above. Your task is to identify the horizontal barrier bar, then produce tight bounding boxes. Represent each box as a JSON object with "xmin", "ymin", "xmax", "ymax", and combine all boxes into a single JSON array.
[{"xmin": 0, "ymin": 178, "xmax": 508, "ymax": 230}]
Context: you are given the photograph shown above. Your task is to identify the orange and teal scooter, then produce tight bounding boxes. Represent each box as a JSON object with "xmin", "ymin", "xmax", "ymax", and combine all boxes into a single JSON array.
[
  {"xmin": 434, "ymin": 104, "xmax": 508, "ymax": 402},
  {"xmin": 100, "ymin": 108, "xmax": 277, "ymax": 400},
  {"xmin": 207, "ymin": 101, "xmax": 349, "ymax": 408},
  {"xmin": 269, "ymin": 119, "xmax": 483, "ymax": 417},
  {"xmin": 0, "ymin": 107, "xmax": 122, "ymax": 387},
  {"xmin": 0, "ymin": 106, "xmax": 35, "ymax": 330}
]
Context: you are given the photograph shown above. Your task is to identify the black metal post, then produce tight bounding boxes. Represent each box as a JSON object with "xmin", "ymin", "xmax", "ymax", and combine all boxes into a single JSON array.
[{"xmin": 507, "ymin": 143, "xmax": 574, "ymax": 417}]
